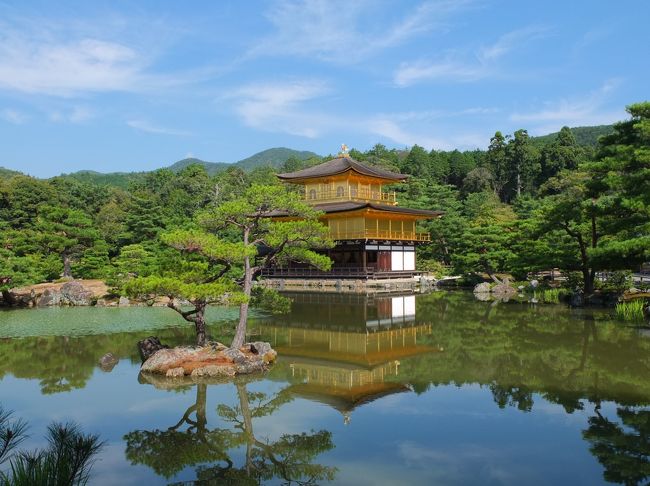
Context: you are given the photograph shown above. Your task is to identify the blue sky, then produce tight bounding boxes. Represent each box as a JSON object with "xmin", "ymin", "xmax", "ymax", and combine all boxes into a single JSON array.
[{"xmin": 0, "ymin": 0, "xmax": 648, "ymax": 177}]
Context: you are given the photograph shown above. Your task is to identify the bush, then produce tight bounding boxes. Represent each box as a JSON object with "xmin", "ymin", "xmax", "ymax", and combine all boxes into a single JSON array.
[
  {"xmin": 562, "ymin": 271, "xmax": 584, "ymax": 291},
  {"xmin": 598, "ymin": 271, "xmax": 632, "ymax": 293},
  {"xmin": 418, "ymin": 259, "xmax": 449, "ymax": 278}
]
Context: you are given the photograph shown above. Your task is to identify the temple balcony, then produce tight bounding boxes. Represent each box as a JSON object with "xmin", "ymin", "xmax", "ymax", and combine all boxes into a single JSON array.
[
  {"xmin": 328, "ymin": 229, "xmax": 431, "ymax": 242},
  {"xmin": 302, "ymin": 187, "xmax": 397, "ymax": 205}
]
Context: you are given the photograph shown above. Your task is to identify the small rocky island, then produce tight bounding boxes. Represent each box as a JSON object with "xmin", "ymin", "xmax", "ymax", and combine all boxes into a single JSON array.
[{"xmin": 138, "ymin": 337, "xmax": 277, "ymax": 379}]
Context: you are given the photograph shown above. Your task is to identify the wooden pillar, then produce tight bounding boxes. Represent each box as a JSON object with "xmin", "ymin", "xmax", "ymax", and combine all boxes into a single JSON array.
[{"xmin": 362, "ymin": 248, "xmax": 367, "ymax": 272}]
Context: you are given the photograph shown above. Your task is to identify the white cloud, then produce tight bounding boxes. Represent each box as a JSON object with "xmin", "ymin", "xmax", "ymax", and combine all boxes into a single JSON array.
[
  {"xmin": 227, "ymin": 79, "xmax": 490, "ymax": 148},
  {"xmin": 395, "ymin": 59, "xmax": 486, "ymax": 86},
  {"xmin": 1, "ymin": 108, "xmax": 28, "ymax": 124},
  {"xmin": 226, "ymin": 80, "xmax": 331, "ymax": 137},
  {"xmin": 477, "ymin": 26, "xmax": 548, "ymax": 63},
  {"xmin": 394, "ymin": 26, "xmax": 549, "ymax": 86},
  {"xmin": 366, "ymin": 117, "xmax": 450, "ymax": 149},
  {"xmin": 250, "ymin": 0, "xmax": 473, "ymax": 63},
  {"xmin": 127, "ymin": 119, "xmax": 192, "ymax": 136},
  {"xmin": 0, "ymin": 35, "xmax": 142, "ymax": 96},
  {"xmin": 0, "ymin": 15, "xmax": 210, "ymax": 97},
  {"xmin": 49, "ymin": 105, "xmax": 94, "ymax": 123},
  {"xmin": 509, "ymin": 79, "xmax": 625, "ymax": 132}
]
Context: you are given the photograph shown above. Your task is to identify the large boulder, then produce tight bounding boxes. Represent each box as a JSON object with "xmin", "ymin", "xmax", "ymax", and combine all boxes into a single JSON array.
[
  {"xmin": 138, "ymin": 336, "xmax": 169, "ymax": 362},
  {"xmin": 473, "ymin": 282, "xmax": 491, "ymax": 294},
  {"xmin": 37, "ymin": 288, "xmax": 61, "ymax": 306},
  {"xmin": 99, "ymin": 353, "xmax": 119, "ymax": 372},
  {"xmin": 60, "ymin": 281, "xmax": 94, "ymax": 306},
  {"xmin": 141, "ymin": 341, "xmax": 277, "ymax": 378}
]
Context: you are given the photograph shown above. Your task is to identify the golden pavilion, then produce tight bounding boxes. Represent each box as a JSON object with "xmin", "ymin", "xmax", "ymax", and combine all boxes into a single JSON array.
[{"xmin": 267, "ymin": 148, "xmax": 442, "ymax": 279}]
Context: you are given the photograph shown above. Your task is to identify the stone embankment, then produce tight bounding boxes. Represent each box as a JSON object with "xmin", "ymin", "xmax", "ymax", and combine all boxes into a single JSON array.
[
  {"xmin": 5, "ymin": 280, "xmax": 108, "ymax": 307},
  {"xmin": 2, "ymin": 279, "xmax": 159, "ymax": 307}
]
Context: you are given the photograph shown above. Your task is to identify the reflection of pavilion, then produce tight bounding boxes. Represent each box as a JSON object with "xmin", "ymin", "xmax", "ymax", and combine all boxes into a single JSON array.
[{"xmin": 260, "ymin": 293, "xmax": 436, "ymax": 422}]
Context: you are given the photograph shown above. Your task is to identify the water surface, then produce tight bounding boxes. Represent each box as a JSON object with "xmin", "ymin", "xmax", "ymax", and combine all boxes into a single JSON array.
[{"xmin": 0, "ymin": 292, "xmax": 648, "ymax": 485}]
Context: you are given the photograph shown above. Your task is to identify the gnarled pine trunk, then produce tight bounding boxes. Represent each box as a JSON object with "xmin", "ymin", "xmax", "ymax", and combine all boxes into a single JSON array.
[
  {"xmin": 62, "ymin": 253, "xmax": 72, "ymax": 278},
  {"xmin": 232, "ymin": 227, "xmax": 253, "ymax": 349},
  {"xmin": 232, "ymin": 254, "xmax": 252, "ymax": 349}
]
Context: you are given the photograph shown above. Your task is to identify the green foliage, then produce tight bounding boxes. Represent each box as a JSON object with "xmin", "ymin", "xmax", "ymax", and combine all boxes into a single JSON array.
[
  {"xmin": 417, "ymin": 259, "xmax": 449, "ymax": 278},
  {"xmin": 539, "ymin": 288, "xmax": 561, "ymax": 304},
  {"xmin": 0, "ymin": 111, "xmax": 645, "ymax": 301},
  {"xmin": 615, "ymin": 300, "xmax": 646, "ymax": 322},
  {"xmin": 532, "ymin": 124, "xmax": 614, "ymax": 147},
  {"xmin": 0, "ymin": 414, "xmax": 103, "ymax": 486},
  {"xmin": 587, "ymin": 102, "xmax": 650, "ymax": 269},
  {"xmin": 0, "ymin": 407, "xmax": 27, "ymax": 465},
  {"xmin": 250, "ymin": 287, "xmax": 291, "ymax": 314},
  {"xmin": 125, "ymin": 276, "xmax": 242, "ymax": 305},
  {"xmin": 598, "ymin": 271, "xmax": 633, "ymax": 293}
]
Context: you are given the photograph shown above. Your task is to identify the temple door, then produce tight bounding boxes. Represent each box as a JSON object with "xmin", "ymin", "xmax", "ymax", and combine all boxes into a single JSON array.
[{"xmin": 378, "ymin": 251, "xmax": 391, "ymax": 271}]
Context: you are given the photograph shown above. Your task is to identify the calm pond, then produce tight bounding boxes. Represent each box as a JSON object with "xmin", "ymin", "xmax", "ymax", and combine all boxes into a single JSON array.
[{"xmin": 1, "ymin": 291, "xmax": 649, "ymax": 485}]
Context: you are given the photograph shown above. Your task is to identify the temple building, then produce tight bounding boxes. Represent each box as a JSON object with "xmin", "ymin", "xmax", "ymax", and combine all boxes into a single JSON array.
[{"xmin": 266, "ymin": 149, "xmax": 442, "ymax": 279}]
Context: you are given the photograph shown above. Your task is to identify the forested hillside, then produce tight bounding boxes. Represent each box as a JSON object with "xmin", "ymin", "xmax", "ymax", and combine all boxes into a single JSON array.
[
  {"xmin": 235, "ymin": 147, "xmax": 319, "ymax": 170},
  {"xmin": 53, "ymin": 147, "xmax": 319, "ymax": 188},
  {"xmin": 531, "ymin": 124, "xmax": 614, "ymax": 147},
  {"xmin": 167, "ymin": 158, "xmax": 230, "ymax": 176},
  {"xmin": 1, "ymin": 108, "xmax": 648, "ymax": 299}
]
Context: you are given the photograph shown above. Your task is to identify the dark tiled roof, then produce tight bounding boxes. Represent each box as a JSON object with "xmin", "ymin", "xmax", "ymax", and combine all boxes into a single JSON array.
[
  {"xmin": 267, "ymin": 201, "xmax": 443, "ymax": 218},
  {"xmin": 315, "ymin": 201, "xmax": 442, "ymax": 217},
  {"xmin": 277, "ymin": 156, "xmax": 408, "ymax": 181}
]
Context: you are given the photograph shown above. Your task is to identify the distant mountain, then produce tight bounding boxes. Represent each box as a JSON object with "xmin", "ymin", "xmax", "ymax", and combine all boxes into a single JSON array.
[
  {"xmin": 167, "ymin": 158, "xmax": 230, "ymax": 176},
  {"xmin": 234, "ymin": 147, "xmax": 319, "ymax": 171},
  {"xmin": 532, "ymin": 124, "xmax": 615, "ymax": 147},
  {"xmin": 53, "ymin": 148, "xmax": 321, "ymax": 188}
]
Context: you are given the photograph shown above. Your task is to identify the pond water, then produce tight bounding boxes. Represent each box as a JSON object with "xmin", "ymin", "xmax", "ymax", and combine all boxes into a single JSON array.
[{"xmin": 0, "ymin": 291, "xmax": 649, "ymax": 485}]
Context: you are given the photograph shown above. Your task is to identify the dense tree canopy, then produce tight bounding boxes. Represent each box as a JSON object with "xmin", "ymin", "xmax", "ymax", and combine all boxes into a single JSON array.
[{"xmin": 0, "ymin": 101, "xmax": 647, "ymax": 305}]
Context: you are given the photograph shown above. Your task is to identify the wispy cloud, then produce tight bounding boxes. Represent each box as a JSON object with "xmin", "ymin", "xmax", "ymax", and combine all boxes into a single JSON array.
[
  {"xmin": 1, "ymin": 108, "xmax": 28, "ymax": 124},
  {"xmin": 250, "ymin": 0, "xmax": 473, "ymax": 63},
  {"xmin": 394, "ymin": 25, "xmax": 549, "ymax": 86},
  {"xmin": 225, "ymin": 80, "xmax": 331, "ymax": 137},
  {"xmin": 227, "ymin": 78, "xmax": 489, "ymax": 149},
  {"xmin": 127, "ymin": 119, "xmax": 192, "ymax": 136},
  {"xmin": 366, "ymin": 114, "xmax": 487, "ymax": 150},
  {"xmin": 49, "ymin": 105, "xmax": 94, "ymax": 123},
  {"xmin": 0, "ymin": 15, "xmax": 211, "ymax": 97},
  {"xmin": 509, "ymin": 79, "xmax": 625, "ymax": 132}
]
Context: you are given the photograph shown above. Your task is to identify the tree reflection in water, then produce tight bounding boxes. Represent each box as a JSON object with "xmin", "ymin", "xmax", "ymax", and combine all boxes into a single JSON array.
[
  {"xmin": 124, "ymin": 380, "xmax": 337, "ymax": 485},
  {"xmin": 583, "ymin": 405, "xmax": 650, "ymax": 486}
]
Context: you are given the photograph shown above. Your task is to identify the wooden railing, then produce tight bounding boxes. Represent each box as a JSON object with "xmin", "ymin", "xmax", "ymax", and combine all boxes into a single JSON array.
[
  {"xmin": 302, "ymin": 187, "xmax": 397, "ymax": 204},
  {"xmin": 328, "ymin": 229, "xmax": 430, "ymax": 242},
  {"xmin": 260, "ymin": 266, "xmax": 420, "ymax": 279}
]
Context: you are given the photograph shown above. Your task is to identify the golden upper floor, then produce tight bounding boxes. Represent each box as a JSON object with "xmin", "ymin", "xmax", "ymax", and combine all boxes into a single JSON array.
[{"xmin": 277, "ymin": 155, "xmax": 406, "ymax": 206}]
